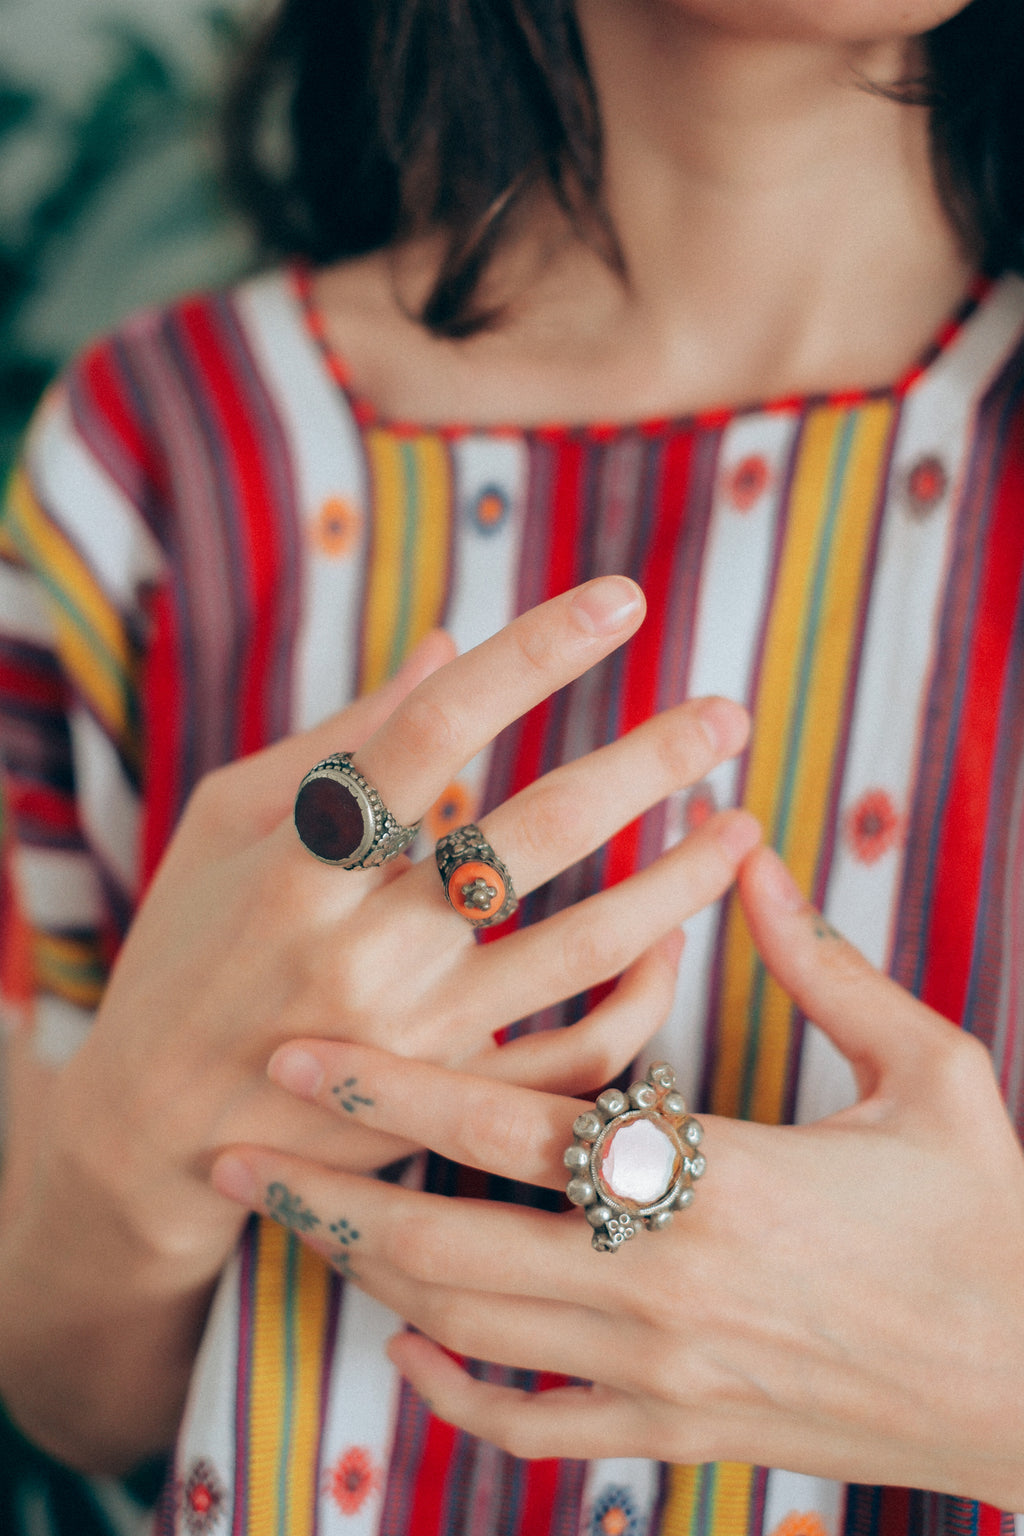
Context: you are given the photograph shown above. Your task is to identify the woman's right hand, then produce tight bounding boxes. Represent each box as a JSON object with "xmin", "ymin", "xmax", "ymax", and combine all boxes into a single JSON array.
[{"xmin": 17, "ymin": 576, "xmax": 758, "ymax": 1283}]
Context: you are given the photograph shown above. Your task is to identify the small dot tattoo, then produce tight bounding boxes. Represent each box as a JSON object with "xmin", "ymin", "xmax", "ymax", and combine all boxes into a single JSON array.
[
  {"xmin": 332, "ymin": 1077, "xmax": 375, "ymax": 1114},
  {"xmin": 329, "ymin": 1216, "xmax": 361, "ymax": 1280}
]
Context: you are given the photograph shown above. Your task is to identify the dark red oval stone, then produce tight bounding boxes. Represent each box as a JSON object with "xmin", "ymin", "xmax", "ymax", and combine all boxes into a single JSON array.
[{"xmin": 294, "ymin": 776, "xmax": 367, "ymax": 863}]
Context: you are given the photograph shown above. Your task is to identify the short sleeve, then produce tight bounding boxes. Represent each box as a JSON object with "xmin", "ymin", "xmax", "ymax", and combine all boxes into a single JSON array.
[{"xmin": 0, "ymin": 350, "xmax": 165, "ymax": 1063}]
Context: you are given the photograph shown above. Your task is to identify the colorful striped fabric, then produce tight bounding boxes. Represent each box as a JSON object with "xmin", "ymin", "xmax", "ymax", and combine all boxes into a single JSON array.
[{"xmin": 2, "ymin": 265, "xmax": 1024, "ymax": 1536}]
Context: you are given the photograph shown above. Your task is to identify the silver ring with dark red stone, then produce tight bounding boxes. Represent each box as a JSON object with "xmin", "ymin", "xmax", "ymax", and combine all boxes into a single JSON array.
[
  {"xmin": 434, "ymin": 822, "xmax": 519, "ymax": 928},
  {"xmin": 563, "ymin": 1062, "xmax": 705, "ymax": 1251},
  {"xmin": 294, "ymin": 753, "xmax": 420, "ymax": 868}
]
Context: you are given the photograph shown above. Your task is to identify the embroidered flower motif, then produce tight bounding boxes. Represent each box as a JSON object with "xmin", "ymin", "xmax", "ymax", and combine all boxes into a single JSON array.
[
  {"xmin": 425, "ymin": 780, "xmax": 475, "ymax": 840},
  {"xmin": 589, "ymin": 1484, "xmax": 640, "ymax": 1536},
  {"xmin": 312, "ymin": 495, "xmax": 362, "ymax": 558},
  {"xmin": 845, "ymin": 788, "xmax": 903, "ymax": 864},
  {"xmin": 723, "ymin": 453, "xmax": 771, "ymax": 512},
  {"xmin": 471, "ymin": 484, "xmax": 510, "ymax": 533},
  {"xmin": 903, "ymin": 454, "xmax": 948, "ymax": 517},
  {"xmin": 323, "ymin": 1445, "xmax": 383, "ymax": 1516},
  {"xmin": 683, "ymin": 780, "xmax": 718, "ymax": 832},
  {"xmin": 181, "ymin": 1458, "xmax": 226, "ymax": 1534},
  {"xmin": 769, "ymin": 1512, "xmax": 830, "ymax": 1536}
]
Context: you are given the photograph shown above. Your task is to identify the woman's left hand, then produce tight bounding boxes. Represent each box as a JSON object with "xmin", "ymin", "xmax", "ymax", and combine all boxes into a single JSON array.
[{"xmin": 212, "ymin": 844, "xmax": 1024, "ymax": 1508}]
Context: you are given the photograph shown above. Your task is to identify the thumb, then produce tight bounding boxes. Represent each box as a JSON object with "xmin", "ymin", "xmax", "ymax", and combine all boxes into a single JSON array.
[{"xmin": 737, "ymin": 844, "xmax": 960, "ymax": 1100}]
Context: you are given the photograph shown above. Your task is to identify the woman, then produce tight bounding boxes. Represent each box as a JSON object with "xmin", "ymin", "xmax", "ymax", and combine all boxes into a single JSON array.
[{"xmin": 1, "ymin": 1, "xmax": 1023, "ymax": 1533}]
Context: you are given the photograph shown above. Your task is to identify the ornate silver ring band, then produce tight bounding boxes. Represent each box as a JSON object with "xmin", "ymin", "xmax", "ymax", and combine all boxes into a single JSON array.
[
  {"xmin": 563, "ymin": 1062, "xmax": 706, "ymax": 1252},
  {"xmin": 294, "ymin": 753, "xmax": 420, "ymax": 869},
  {"xmin": 435, "ymin": 822, "xmax": 519, "ymax": 928}
]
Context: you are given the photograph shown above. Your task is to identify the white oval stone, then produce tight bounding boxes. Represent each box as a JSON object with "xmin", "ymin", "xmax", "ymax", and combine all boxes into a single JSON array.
[{"xmin": 599, "ymin": 1117, "xmax": 680, "ymax": 1205}]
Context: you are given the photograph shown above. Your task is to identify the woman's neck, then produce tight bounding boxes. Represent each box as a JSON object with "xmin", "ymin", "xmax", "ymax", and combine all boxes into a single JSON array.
[{"xmin": 315, "ymin": 5, "xmax": 975, "ymax": 428}]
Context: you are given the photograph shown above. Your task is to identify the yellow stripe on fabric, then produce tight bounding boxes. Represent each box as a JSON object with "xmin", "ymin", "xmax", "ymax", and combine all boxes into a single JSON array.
[
  {"xmin": 360, "ymin": 432, "xmax": 452, "ymax": 692},
  {"xmin": 3, "ymin": 468, "xmax": 138, "ymax": 759},
  {"xmin": 661, "ymin": 1464, "xmax": 703, "ymax": 1536},
  {"xmin": 660, "ymin": 1463, "xmax": 757, "ymax": 1536},
  {"xmin": 34, "ymin": 933, "xmax": 106, "ymax": 1008},
  {"xmin": 711, "ymin": 399, "xmax": 893, "ymax": 1124},
  {"xmin": 246, "ymin": 1219, "xmax": 333, "ymax": 1536}
]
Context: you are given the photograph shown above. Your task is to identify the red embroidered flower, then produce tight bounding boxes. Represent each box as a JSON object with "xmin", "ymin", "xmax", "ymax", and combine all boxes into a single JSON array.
[
  {"xmin": 904, "ymin": 454, "xmax": 948, "ymax": 517},
  {"xmin": 723, "ymin": 453, "xmax": 771, "ymax": 511},
  {"xmin": 324, "ymin": 1445, "xmax": 383, "ymax": 1516},
  {"xmin": 683, "ymin": 781, "xmax": 718, "ymax": 832},
  {"xmin": 181, "ymin": 1458, "xmax": 226, "ymax": 1534},
  {"xmin": 845, "ymin": 789, "xmax": 903, "ymax": 864}
]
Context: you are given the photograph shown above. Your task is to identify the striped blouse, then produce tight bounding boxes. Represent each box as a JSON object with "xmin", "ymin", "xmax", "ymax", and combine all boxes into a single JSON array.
[{"xmin": 2, "ymin": 263, "xmax": 1024, "ymax": 1536}]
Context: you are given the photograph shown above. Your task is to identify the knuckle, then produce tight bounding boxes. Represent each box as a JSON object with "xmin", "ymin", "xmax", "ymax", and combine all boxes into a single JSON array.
[
  {"xmin": 650, "ymin": 712, "xmax": 712, "ymax": 786},
  {"xmin": 557, "ymin": 914, "xmax": 630, "ymax": 988},
  {"xmin": 512, "ymin": 779, "xmax": 589, "ymax": 866},
  {"xmin": 394, "ymin": 688, "xmax": 466, "ymax": 765},
  {"xmin": 497, "ymin": 1413, "xmax": 548, "ymax": 1462},
  {"xmin": 927, "ymin": 1024, "xmax": 994, "ymax": 1099}
]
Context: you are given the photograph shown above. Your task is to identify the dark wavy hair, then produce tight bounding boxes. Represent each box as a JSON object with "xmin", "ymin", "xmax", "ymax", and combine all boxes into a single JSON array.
[{"xmin": 226, "ymin": 0, "xmax": 1024, "ymax": 337}]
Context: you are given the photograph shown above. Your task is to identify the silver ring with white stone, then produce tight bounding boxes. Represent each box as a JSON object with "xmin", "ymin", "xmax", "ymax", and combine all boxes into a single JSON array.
[{"xmin": 563, "ymin": 1062, "xmax": 705, "ymax": 1252}]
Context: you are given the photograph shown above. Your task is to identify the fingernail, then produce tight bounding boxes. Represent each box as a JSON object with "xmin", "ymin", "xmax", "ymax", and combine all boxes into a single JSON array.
[
  {"xmin": 758, "ymin": 846, "xmax": 806, "ymax": 912},
  {"xmin": 695, "ymin": 697, "xmax": 750, "ymax": 757},
  {"xmin": 570, "ymin": 576, "xmax": 644, "ymax": 636},
  {"xmin": 713, "ymin": 809, "xmax": 762, "ymax": 862},
  {"xmin": 268, "ymin": 1047, "xmax": 324, "ymax": 1100},
  {"xmin": 212, "ymin": 1153, "xmax": 258, "ymax": 1206}
]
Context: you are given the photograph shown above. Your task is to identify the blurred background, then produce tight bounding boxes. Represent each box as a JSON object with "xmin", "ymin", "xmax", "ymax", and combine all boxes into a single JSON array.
[{"xmin": 0, "ymin": 0, "xmax": 259, "ymax": 478}]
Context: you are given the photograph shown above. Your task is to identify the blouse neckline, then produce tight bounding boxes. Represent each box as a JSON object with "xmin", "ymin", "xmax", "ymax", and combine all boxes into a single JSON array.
[{"xmin": 288, "ymin": 260, "xmax": 994, "ymax": 444}]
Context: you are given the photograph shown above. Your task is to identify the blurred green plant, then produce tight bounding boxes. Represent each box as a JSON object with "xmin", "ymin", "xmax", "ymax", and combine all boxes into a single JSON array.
[{"xmin": 0, "ymin": 6, "xmax": 255, "ymax": 477}]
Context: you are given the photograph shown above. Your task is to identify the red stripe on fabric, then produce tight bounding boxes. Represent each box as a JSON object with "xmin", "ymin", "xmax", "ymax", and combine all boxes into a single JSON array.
[
  {"xmin": 508, "ymin": 438, "xmax": 587, "ymax": 803},
  {"xmin": 9, "ymin": 783, "xmax": 78, "ymax": 834},
  {"xmin": 978, "ymin": 1505, "xmax": 1005, "ymax": 1536},
  {"xmin": 514, "ymin": 1448, "xmax": 564, "ymax": 1536},
  {"xmin": 603, "ymin": 432, "xmax": 694, "ymax": 892},
  {"xmin": 919, "ymin": 430, "xmax": 1024, "ymax": 1025},
  {"xmin": 401, "ymin": 1410, "xmax": 459, "ymax": 1536},
  {"xmin": 140, "ymin": 585, "xmax": 183, "ymax": 887},
  {"xmin": 176, "ymin": 299, "xmax": 282, "ymax": 759},
  {"xmin": 79, "ymin": 338, "xmax": 156, "ymax": 482},
  {"xmin": 876, "ymin": 1486, "xmax": 911, "ymax": 1536}
]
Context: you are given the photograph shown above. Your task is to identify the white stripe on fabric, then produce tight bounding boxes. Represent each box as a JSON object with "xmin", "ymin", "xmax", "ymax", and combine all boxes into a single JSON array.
[
  {"xmin": 762, "ymin": 1470, "xmax": 843, "ymax": 1536},
  {"xmin": 318, "ymin": 1285, "xmax": 405, "ymax": 1535},
  {"xmin": 236, "ymin": 271, "xmax": 369, "ymax": 732},
  {"xmin": 32, "ymin": 995, "xmax": 94, "ymax": 1064},
  {"xmin": 444, "ymin": 435, "xmax": 529, "ymax": 816},
  {"xmin": 27, "ymin": 388, "xmax": 163, "ymax": 607},
  {"xmin": 796, "ymin": 274, "xmax": 1024, "ymax": 1127},
  {"xmin": 0, "ymin": 561, "xmax": 58, "ymax": 648},
  {"xmin": 69, "ymin": 708, "xmax": 140, "ymax": 899},
  {"xmin": 576, "ymin": 1457, "xmax": 661, "ymax": 1536},
  {"xmin": 168, "ymin": 1244, "xmax": 243, "ymax": 1532},
  {"xmin": 14, "ymin": 846, "xmax": 103, "ymax": 929},
  {"xmin": 647, "ymin": 408, "xmax": 800, "ymax": 1107}
]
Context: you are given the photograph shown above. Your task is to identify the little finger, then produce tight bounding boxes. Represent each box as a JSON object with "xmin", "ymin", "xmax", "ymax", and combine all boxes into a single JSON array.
[
  {"xmin": 387, "ymin": 1334, "xmax": 652, "ymax": 1463},
  {"xmin": 467, "ymin": 930, "xmax": 684, "ymax": 1093}
]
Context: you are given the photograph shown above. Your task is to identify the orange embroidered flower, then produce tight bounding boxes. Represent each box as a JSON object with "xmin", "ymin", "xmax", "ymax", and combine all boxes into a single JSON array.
[
  {"xmin": 323, "ymin": 1445, "xmax": 383, "ymax": 1516},
  {"xmin": 425, "ymin": 780, "xmax": 475, "ymax": 840},
  {"xmin": 472, "ymin": 485, "xmax": 510, "ymax": 532},
  {"xmin": 311, "ymin": 496, "xmax": 361, "ymax": 558},
  {"xmin": 769, "ymin": 1512, "xmax": 829, "ymax": 1536}
]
